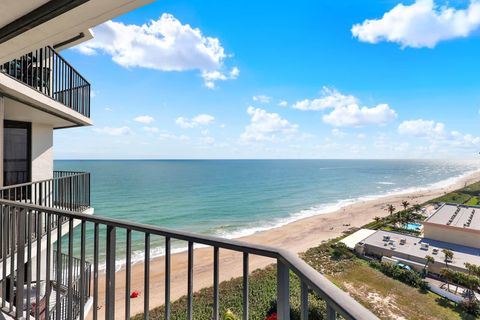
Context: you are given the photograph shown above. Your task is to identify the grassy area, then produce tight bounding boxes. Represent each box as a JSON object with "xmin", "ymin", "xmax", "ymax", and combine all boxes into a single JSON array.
[
  {"xmin": 133, "ymin": 241, "xmax": 474, "ymax": 320},
  {"xmin": 301, "ymin": 244, "xmax": 474, "ymax": 320},
  {"xmin": 132, "ymin": 265, "xmax": 328, "ymax": 320},
  {"xmin": 431, "ymin": 181, "xmax": 480, "ymax": 205}
]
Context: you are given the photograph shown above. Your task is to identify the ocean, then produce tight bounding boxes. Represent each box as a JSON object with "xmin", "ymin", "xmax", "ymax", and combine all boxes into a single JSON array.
[{"xmin": 54, "ymin": 159, "xmax": 480, "ymax": 267}]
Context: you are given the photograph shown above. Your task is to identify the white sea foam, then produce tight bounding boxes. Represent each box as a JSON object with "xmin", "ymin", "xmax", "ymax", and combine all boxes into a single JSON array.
[
  {"xmin": 214, "ymin": 167, "xmax": 480, "ymax": 240},
  {"xmin": 106, "ymin": 167, "xmax": 480, "ymax": 270}
]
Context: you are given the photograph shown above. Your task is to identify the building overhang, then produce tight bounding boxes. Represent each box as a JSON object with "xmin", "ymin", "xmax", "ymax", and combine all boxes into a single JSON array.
[
  {"xmin": 0, "ymin": 73, "xmax": 92, "ymax": 128},
  {"xmin": 0, "ymin": 0, "xmax": 155, "ymax": 64}
]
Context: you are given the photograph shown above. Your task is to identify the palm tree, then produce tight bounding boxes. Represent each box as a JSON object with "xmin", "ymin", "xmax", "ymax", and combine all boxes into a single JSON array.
[
  {"xmin": 442, "ymin": 249, "xmax": 454, "ymax": 291},
  {"xmin": 424, "ymin": 255, "xmax": 435, "ymax": 274},
  {"xmin": 413, "ymin": 204, "xmax": 422, "ymax": 213},
  {"xmin": 401, "ymin": 200, "xmax": 410, "ymax": 211},
  {"xmin": 442, "ymin": 249, "xmax": 454, "ymax": 268},
  {"xmin": 465, "ymin": 262, "xmax": 474, "ymax": 276},
  {"xmin": 385, "ymin": 204, "xmax": 396, "ymax": 218}
]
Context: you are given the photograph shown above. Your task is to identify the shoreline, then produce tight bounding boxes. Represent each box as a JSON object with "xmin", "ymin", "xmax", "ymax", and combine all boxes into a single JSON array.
[{"xmin": 89, "ymin": 169, "xmax": 480, "ymax": 319}]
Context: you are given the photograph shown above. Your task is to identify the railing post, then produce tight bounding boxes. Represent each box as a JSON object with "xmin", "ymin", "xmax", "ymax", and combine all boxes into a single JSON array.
[
  {"xmin": 105, "ymin": 225, "xmax": 116, "ymax": 320},
  {"xmin": 277, "ymin": 259, "xmax": 290, "ymax": 320},
  {"xmin": 16, "ymin": 207, "xmax": 26, "ymax": 319},
  {"xmin": 327, "ymin": 305, "xmax": 337, "ymax": 320}
]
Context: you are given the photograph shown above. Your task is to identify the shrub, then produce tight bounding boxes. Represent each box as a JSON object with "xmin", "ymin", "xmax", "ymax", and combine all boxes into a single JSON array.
[
  {"xmin": 459, "ymin": 299, "xmax": 480, "ymax": 316},
  {"xmin": 369, "ymin": 260, "xmax": 428, "ymax": 290}
]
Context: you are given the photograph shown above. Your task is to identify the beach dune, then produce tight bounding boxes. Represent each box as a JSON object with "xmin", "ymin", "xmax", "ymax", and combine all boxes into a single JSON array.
[{"xmin": 88, "ymin": 170, "xmax": 480, "ymax": 319}]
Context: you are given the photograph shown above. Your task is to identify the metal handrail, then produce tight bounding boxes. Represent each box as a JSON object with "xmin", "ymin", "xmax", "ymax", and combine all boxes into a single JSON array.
[
  {"xmin": 0, "ymin": 199, "xmax": 378, "ymax": 320},
  {"xmin": 0, "ymin": 171, "xmax": 90, "ymax": 262},
  {"xmin": 0, "ymin": 46, "xmax": 91, "ymax": 117}
]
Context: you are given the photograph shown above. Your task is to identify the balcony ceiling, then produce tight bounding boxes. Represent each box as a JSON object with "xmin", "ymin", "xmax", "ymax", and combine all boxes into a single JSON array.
[
  {"xmin": 0, "ymin": 1, "xmax": 51, "ymax": 29},
  {"xmin": 0, "ymin": 0, "xmax": 155, "ymax": 64}
]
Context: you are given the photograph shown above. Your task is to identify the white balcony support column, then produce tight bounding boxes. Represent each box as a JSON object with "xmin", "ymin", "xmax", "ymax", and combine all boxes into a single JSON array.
[
  {"xmin": 277, "ymin": 259, "xmax": 290, "ymax": 320},
  {"xmin": 0, "ymin": 94, "xmax": 3, "ymax": 187}
]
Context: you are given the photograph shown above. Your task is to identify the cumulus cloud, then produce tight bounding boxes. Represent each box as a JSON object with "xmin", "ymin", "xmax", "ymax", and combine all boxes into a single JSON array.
[
  {"xmin": 134, "ymin": 115, "xmax": 155, "ymax": 124},
  {"xmin": 252, "ymin": 95, "xmax": 272, "ymax": 103},
  {"xmin": 293, "ymin": 87, "xmax": 358, "ymax": 111},
  {"xmin": 76, "ymin": 13, "xmax": 238, "ymax": 88},
  {"xmin": 278, "ymin": 100, "xmax": 288, "ymax": 107},
  {"xmin": 323, "ymin": 103, "xmax": 397, "ymax": 127},
  {"xmin": 143, "ymin": 126, "xmax": 160, "ymax": 133},
  {"xmin": 240, "ymin": 106, "xmax": 298, "ymax": 142},
  {"xmin": 398, "ymin": 119, "xmax": 480, "ymax": 147},
  {"xmin": 93, "ymin": 126, "xmax": 132, "ymax": 136},
  {"xmin": 159, "ymin": 132, "xmax": 190, "ymax": 141},
  {"xmin": 352, "ymin": 0, "xmax": 480, "ymax": 48},
  {"xmin": 294, "ymin": 87, "xmax": 397, "ymax": 127},
  {"xmin": 202, "ymin": 67, "xmax": 239, "ymax": 89},
  {"xmin": 176, "ymin": 114, "xmax": 215, "ymax": 128},
  {"xmin": 331, "ymin": 128, "xmax": 346, "ymax": 138},
  {"xmin": 398, "ymin": 119, "xmax": 446, "ymax": 137}
]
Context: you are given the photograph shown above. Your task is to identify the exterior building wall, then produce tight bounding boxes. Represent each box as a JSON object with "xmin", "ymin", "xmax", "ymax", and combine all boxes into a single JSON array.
[
  {"xmin": 361, "ymin": 244, "xmax": 465, "ymax": 274},
  {"xmin": 31, "ymin": 123, "xmax": 54, "ymax": 181},
  {"xmin": 423, "ymin": 224, "xmax": 480, "ymax": 249}
]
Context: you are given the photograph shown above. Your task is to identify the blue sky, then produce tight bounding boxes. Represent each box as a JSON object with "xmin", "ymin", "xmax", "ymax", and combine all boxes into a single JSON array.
[{"xmin": 54, "ymin": 0, "xmax": 480, "ymax": 159}]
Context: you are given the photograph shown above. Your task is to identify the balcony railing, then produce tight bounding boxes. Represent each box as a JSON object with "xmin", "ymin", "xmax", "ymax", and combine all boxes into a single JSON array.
[
  {"xmin": 0, "ymin": 200, "xmax": 378, "ymax": 320},
  {"xmin": 0, "ymin": 171, "xmax": 90, "ymax": 262},
  {"xmin": 50, "ymin": 251, "xmax": 92, "ymax": 320},
  {"xmin": 0, "ymin": 46, "xmax": 91, "ymax": 118},
  {"xmin": 0, "ymin": 170, "xmax": 90, "ymax": 212}
]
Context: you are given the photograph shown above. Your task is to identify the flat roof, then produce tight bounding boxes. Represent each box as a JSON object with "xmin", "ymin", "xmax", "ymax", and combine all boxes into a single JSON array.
[
  {"xmin": 362, "ymin": 230, "xmax": 480, "ymax": 270},
  {"xmin": 340, "ymin": 229, "xmax": 377, "ymax": 250},
  {"xmin": 425, "ymin": 203, "xmax": 480, "ymax": 232}
]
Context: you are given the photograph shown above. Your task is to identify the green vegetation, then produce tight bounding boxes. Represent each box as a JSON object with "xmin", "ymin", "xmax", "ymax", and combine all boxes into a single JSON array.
[
  {"xmin": 132, "ymin": 265, "xmax": 328, "ymax": 320},
  {"xmin": 368, "ymin": 260, "xmax": 428, "ymax": 290},
  {"xmin": 431, "ymin": 181, "xmax": 480, "ymax": 205}
]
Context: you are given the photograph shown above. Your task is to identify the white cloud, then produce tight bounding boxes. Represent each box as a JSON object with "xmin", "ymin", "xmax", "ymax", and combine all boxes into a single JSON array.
[
  {"xmin": 331, "ymin": 128, "xmax": 346, "ymax": 138},
  {"xmin": 192, "ymin": 114, "xmax": 215, "ymax": 125},
  {"xmin": 398, "ymin": 119, "xmax": 445, "ymax": 137},
  {"xmin": 201, "ymin": 67, "xmax": 239, "ymax": 89},
  {"xmin": 104, "ymin": 107, "xmax": 113, "ymax": 112},
  {"xmin": 323, "ymin": 103, "xmax": 397, "ymax": 127},
  {"xmin": 143, "ymin": 126, "xmax": 160, "ymax": 133},
  {"xmin": 398, "ymin": 118, "xmax": 480, "ymax": 148},
  {"xmin": 278, "ymin": 100, "xmax": 288, "ymax": 107},
  {"xmin": 159, "ymin": 132, "xmax": 190, "ymax": 141},
  {"xmin": 240, "ymin": 106, "xmax": 298, "ymax": 142},
  {"xmin": 352, "ymin": 0, "xmax": 480, "ymax": 48},
  {"xmin": 76, "ymin": 13, "xmax": 238, "ymax": 88},
  {"xmin": 293, "ymin": 87, "xmax": 358, "ymax": 111},
  {"xmin": 134, "ymin": 115, "xmax": 155, "ymax": 124},
  {"xmin": 176, "ymin": 114, "xmax": 215, "ymax": 128},
  {"xmin": 252, "ymin": 95, "xmax": 272, "ymax": 103},
  {"xmin": 93, "ymin": 126, "xmax": 132, "ymax": 136},
  {"xmin": 293, "ymin": 87, "xmax": 397, "ymax": 127}
]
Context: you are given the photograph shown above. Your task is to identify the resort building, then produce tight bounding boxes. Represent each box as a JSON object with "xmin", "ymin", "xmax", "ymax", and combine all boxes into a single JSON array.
[
  {"xmin": 355, "ymin": 230, "xmax": 480, "ymax": 275},
  {"xmin": 423, "ymin": 203, "xmax": 480, "ymax": 248},
  {"xmin": 0, "ymin": 2, "xmax": 376, "ymax": 320}
]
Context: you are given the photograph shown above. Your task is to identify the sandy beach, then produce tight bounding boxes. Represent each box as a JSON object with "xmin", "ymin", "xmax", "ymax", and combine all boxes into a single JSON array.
[{"xmin": 89, "ymin": 170, "xmax": 480, "ymax": 319}]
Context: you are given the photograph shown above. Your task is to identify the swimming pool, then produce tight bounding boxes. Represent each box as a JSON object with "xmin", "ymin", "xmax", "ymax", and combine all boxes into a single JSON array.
[{"xmin": 403, "ymin": 223, "xmax": 422, "ymax": 231}]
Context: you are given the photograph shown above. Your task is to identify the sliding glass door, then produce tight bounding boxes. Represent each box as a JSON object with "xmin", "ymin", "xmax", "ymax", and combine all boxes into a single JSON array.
[{"xmin": 3, "ymin": 120, "xmax": 31, "ymax": 186}]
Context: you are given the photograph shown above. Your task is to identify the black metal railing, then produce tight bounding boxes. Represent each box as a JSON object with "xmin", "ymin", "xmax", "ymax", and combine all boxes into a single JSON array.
[
  {"xmin": 50, "ymin": 251, "xmax": 92, "ymax": 320},
  {"xmin": 0, "ymin": 171, "xmax": 90, "ymax": 261},
  {"xmin": 0, "ymin": 46, "xmax": 91, "ymax": 117},
  {"xmin": 0, "ymin": 171, "xmax": 90, "ymax": 211},
  {"xmin": 0, "ymin": 200, "xmax": 378, "ymax": 320}
]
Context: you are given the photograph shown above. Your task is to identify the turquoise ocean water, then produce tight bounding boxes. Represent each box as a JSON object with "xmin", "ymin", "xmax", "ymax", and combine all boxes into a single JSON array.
[{"xmin": 54, "ymin": 159, "xmax": 480, "ymax": 267}]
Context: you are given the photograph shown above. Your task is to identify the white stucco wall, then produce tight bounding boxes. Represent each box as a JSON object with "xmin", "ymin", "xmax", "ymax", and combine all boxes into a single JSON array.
[{"xmin": 31, "ymin": 123, "xmax": 53, "ymax": 181}]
